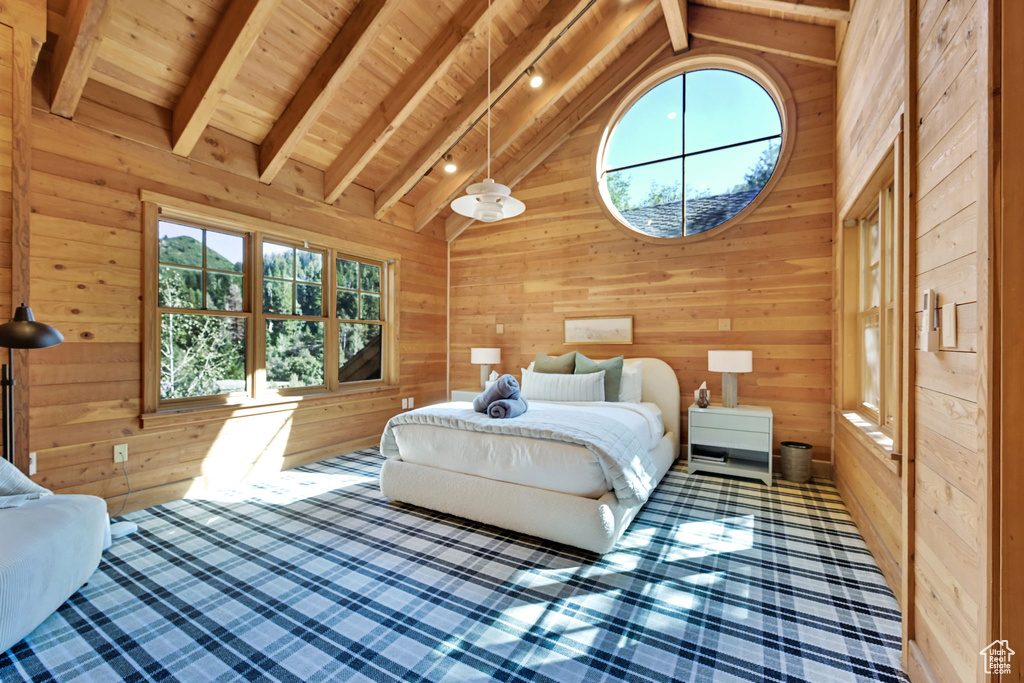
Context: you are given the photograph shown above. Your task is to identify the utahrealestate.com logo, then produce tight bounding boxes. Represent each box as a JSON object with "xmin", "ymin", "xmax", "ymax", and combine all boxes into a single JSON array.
[{"xmin": 981, "ymin": 640, "xmax": 1015, "ymax": 675}]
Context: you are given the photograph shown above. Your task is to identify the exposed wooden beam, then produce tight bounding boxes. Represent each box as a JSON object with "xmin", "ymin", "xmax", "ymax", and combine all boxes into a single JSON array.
[
  {"xmin": 50, "ymin": 0, "xmax": 111, "ymax": 118},
  {"xmin": 446, "ymin": 24, "xmax": 673, "ymax": 242},
  {"xmin": 372, "ymin": 0, "xmax": 594, "ymax": 221},
  {"xmin": 172, "ymin": 0, "xmax": 283, "ymax": 157},
  {"xmin": 257, "ymin": 0, "xmax": 402, "ymax": 184},
  {"xmin": 416, "ymin": 0, "xmax": 659, "ymax": 231},
  {"xmin": 688, "ymin": 4, "xmax": 836, "ymax": 65},
  {"xmin": 660, "ymin": 0, "xmax": 688, "ymax": 52},
  {"xmin": 693, "ymin": 0, "xmax": 849, "ymax": 23},
  {"xmin": 322, "ymin": 0, "xmax": 494, "ymax": 205}
]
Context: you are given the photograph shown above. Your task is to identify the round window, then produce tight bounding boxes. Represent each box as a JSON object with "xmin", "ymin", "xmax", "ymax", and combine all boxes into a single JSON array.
[{"xmin": 600, "ymin": 68, "xmax": 784, "ymax": 239}]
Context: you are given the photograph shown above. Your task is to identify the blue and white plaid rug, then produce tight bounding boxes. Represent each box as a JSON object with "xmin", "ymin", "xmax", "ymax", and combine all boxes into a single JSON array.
[{"xmin": 1, "ymin": 449, "xmax": 906, "ymax": 682}]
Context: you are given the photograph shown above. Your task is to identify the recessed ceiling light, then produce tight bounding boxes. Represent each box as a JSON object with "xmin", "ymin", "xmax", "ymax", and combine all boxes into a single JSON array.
[{"xmin": 443, "ymin": 154, "xmax": 457, "ymax": 173}]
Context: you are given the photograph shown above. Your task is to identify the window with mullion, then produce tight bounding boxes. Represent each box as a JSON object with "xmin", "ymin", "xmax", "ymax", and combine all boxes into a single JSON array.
[
  {"xmin": 262, "ymin": 240, "xmax": 327, "ymax": 391},
  {"xmin": 336, "ymin": 256, "xmax": 384, "ymax": 383},
  {"xmin": 156, "ymin": 220, "xmax": 249, "ymax": 401}
]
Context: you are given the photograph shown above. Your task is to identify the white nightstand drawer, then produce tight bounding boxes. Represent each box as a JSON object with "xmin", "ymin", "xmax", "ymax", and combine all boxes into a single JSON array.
[
  {"xmin": 690, "ymin": 426, "xmax": 769, "ymax": 453},
  {"xmin": 690, "ymin": 411, "xmax": 769, "ymax": 433}
]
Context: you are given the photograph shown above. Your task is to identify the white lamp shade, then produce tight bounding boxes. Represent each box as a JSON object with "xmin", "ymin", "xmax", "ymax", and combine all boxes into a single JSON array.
[
  {"xmin": 708, "ymin": 350, "xmax": 752, "ymax": 373},
  {"xmin": 471, "ymin": 347, "xmax": 501, "ymax": 365},
  {"xmin": 451, "ymin": 179, "xmax": 526, "ymax": 223}
]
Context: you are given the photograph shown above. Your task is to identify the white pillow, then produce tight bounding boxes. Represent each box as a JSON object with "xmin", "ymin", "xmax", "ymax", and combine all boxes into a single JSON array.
[
  {"xmin": 521, "ymin": 368, "xmax": 605, "ymax": 402},
  {"xmin": 619, "ymin": 359, "xmax": 643, "ymax": 403}
]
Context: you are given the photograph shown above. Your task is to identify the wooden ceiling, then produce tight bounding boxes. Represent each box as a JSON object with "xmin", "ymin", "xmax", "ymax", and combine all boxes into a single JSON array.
[{"xmin": 37, "ymin": 0, "xmax": 848, "ymax": 237}]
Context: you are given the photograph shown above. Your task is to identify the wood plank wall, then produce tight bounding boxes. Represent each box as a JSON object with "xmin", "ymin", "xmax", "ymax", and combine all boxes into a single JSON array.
[
  {"xmin": 0, "ymin": 25, "xmax": 13, "ymax": 326},
  {"xmin": 450, "ymin": 45, "xmax": 836, "ymax": 462},
  {"xmin": 833, "ymin": 0, "xmax": 906, "ymax": 600},
  {"xmin": 25, "ymin": 110, "xmax": 447, "ymax": 514},
  {"xmin": 836, "ymin": 0, "xmax": 993, "ymax": 680}
]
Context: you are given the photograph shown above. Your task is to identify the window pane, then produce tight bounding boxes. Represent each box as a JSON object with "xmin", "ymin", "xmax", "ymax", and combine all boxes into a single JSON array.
[
  {"xmin": 606, "ymin": 75, "xmax": 682, "ymax": 170},
  {"xmin": 884, "ymin": 305, "xmax": 897, "ymax": 426},
  {"xmin": 206, "ymin": 272, "xmax": 244, "ymax": 311},
  {"xmin": 868, "ymin": 264, "xmax": 880, "ymax": 308},
  {"xmin": 159, "ymin": 266, "xmax": 203, "ymax": 308},
  {"xmin": 861, "ymin": 315, "xmax": 880, "ymax": 411},
  {"xmin": 160, "ymin": 314, "xmax": 246, "ymax": 399},
  {"xmin": 297, "ymin": 249, "xmax": 323, "ymax": 283},
  {"xmin": 263, "ymin": 279, "xmax": 293, "ymax": 314},
  {"xmin": 360, "ymin": 264, "xmax": 381, "ymax": 293},
  {"xmin": 158, "ymin": 222, "xmax": 204, "ymax": 267},
  {"xmin": 339, "ymin": 322, "xmax": 382, "ymax": 383},
  {"xmin": 360, "ymin": 293, "xmax": 380, "ymax": 321},
  {"xmin": 684, "ymin": 139, "xmax": 778, "ymax": 235},
  {"xmin": 337, "ymin": 259, "xmax": 358, "ymax": 289},
  {"xmin": 684, "ymin": 69, "xmax": 782, "ymax": 154},
  {"xmin": 263, "ymin": 242, "xmax": 293, "ymax": 279},
  {"xmin": 205, "ymin": 231, "xmax": 244, "ymax": 272},
  {"xmin": 606, "ymin": 158, "xmax": 683, "ymax": 238},
  {"xmin": 296, "ymin": 283, "xmax": 323, "ymax": 316},
  {"xmin": 265, "ymin": 319, "xmax": 325, "ymax": 389},
  {"xmin": 337, "ymin": 290, "xmax": 358, "ymax": 319}
]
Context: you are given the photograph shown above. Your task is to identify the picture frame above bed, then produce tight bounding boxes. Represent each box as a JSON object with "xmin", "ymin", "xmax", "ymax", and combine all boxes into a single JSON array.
[{"xmin": 563, "ymin": 316, "xmax": 633, "ymax": 345}]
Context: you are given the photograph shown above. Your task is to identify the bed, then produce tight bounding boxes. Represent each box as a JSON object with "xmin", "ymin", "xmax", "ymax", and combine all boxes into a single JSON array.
[{"xmin": 378, "ymin": 358, "xmax": 680, "ymax": 554}]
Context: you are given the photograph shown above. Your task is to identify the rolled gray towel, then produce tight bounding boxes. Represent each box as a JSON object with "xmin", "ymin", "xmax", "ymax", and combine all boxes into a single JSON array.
[
  {"xmin": 472, "ymin": 374, "xmax": 520, "ymax": 413},
  {"xmin": 487, "ymin": 396, "xmax": 528, "ymax": 419}
]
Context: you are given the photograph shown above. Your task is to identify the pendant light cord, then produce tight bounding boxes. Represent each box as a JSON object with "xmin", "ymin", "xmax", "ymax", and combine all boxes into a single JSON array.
[{"xmin": 486, "ymin": 0, "xmax": 492, "ymax": 180}]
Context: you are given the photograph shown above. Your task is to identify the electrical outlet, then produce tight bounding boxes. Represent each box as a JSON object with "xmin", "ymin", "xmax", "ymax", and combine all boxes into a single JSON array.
[
  {"xmin": 113, "ymin": 443, "xmax": 128, "ymax": 464},
  {"xmin": 28, "ymin": 452, "xmax": 37, "ymax": 476},
  {"xmin": 401, "ymin": 398, "xmax": 408, "ymax": 409},
  {"xmin": 408, "ymin": 397, "xmax": 415, "ymax": 409}
]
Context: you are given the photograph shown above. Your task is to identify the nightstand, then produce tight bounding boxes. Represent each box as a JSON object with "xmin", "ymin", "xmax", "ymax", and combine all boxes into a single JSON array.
[
  {"xmin": 687, "ymin": 404, "xmax": 774, "ymax": 486},
  {"xmin": 451, "ymin": 389, "xmax": 480, "ymax": 402}
]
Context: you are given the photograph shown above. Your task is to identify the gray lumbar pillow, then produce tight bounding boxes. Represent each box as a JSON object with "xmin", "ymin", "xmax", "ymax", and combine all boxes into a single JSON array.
[
  {"xmin": 533, "ymin": 351, "xmax": 577, "ymax": 374},
  {"xmin": 575, "ymin": 353, "xmax": 624, "ymax": 402}
]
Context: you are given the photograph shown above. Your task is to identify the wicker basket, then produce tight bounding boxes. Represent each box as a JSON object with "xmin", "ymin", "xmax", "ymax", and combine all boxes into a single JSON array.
[{"xmin": 780, "ymin": 441, "xmax": 812, "ymax": 483}]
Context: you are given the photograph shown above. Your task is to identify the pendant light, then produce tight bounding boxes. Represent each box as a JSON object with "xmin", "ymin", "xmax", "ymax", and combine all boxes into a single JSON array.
[{"xmin": 450, "ymin": 0, "xmax": 525, "ymax": 223}]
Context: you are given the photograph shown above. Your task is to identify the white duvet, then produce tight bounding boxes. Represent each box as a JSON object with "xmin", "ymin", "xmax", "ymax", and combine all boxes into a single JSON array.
[{"xmin": 390, "ymin": 400, "xmax": 666, "ymax": 499}]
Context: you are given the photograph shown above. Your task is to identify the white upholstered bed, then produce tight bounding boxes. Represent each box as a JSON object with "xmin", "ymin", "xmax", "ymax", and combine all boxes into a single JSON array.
[{"xmin": 378, "ymin": 358, "xmax": 680, "ymax": 554}]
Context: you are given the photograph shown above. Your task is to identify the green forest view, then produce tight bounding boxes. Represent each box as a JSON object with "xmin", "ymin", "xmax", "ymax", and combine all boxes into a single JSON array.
[{"xmin": 158, "ymin": 222, "xmax": 383, "ymax": 400}]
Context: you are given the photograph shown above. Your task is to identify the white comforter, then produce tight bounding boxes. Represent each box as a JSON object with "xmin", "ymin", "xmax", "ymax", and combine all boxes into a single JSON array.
[{"xmin": 383, "ymin": 401, "xmax": 666, "ymax": 499}]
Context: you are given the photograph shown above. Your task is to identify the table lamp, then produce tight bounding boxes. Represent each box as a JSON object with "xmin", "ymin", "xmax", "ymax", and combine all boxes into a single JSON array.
[
  {"xmin": 470, "ymin": 348, "xmax": 501, "ymax": 390},
  {"xmin": 0, "ymin": 304, "xmax": 64, "ymax": 464},
  {"xmin": 708, "ymin": 350, "xmax": 752, "ymax": 408}
]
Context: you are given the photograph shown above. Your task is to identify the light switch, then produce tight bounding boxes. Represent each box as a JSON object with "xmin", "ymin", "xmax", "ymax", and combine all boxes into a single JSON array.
[
  {"xmin": 496, "ymin": 323, "xmax": 504, "ymax": 334},
  {"xmin": 942, "ymin": 303, "xmax": 957, "ymax": 348},
  {"xmin": 718, "ymin": 318, "xmax": 731, "ymax": 331}
]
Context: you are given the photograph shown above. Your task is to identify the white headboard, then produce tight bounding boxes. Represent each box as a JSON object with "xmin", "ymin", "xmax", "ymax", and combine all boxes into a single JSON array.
[{"xmin": 636, "ymin": 358, "xmax": 680, "ymax": 457}]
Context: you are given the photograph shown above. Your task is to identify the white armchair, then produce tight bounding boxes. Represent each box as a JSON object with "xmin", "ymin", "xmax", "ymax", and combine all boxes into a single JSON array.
[{"xmin": 0, "ymin": 459, "xmax": 110, "ymax": 653}]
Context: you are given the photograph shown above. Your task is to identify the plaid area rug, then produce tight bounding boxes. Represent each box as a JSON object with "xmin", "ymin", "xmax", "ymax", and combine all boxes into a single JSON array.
[{"xmin": 1, "ymin": 449, "xmax": 907, "ymax": 682}]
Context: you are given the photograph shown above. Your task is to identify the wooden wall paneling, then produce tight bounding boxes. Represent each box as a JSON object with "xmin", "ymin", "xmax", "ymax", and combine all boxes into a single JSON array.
[
  {"xmin": 27, "ymin": 109, "xmax": 447, "ymax": 513},
  {"xmin": 371, "ymin": 0, "xmax": 595, "ymax": 220},
  {"xmin": 170, "ymin": 0, "xmax": 284, "ymax": 157},
  {"xmin": 257, "ymin": 0, "xmax": 403, "ymax": 184},
  {"xmin": 449, "ymin": 48, "xmax": 836, "ymax": 462},
  {"xmin": 1000, "ymin": 0, "xmax": 1023, "ymax": 675}
]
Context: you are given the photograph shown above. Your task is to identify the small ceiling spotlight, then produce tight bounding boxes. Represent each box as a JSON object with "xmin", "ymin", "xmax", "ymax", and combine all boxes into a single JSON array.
[
  {"xmin": 526, "ymin": 67, "xmax": 543, "ymax": 88},
  {"xmin": 443, "ymin": 154, "xmax": 457, "ymax": 173}
]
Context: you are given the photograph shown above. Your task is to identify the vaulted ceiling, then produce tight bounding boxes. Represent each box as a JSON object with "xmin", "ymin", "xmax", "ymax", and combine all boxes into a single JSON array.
[{"xmin": 36, "ymin": 0, "xmax": 849, "ymax": 239}]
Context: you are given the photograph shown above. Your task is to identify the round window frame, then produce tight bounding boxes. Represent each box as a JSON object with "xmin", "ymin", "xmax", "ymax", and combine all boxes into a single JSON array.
[{"xmin": 593, "ymin": 47, "xmax": 797, "ymax": 244}]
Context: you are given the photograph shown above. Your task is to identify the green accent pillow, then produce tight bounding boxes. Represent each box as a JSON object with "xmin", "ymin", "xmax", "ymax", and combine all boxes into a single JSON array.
[
  {"xmin": 574, "ymin": 354, "xmax": 623, "ymax": 402},
  {"xmin": 533, "ymin": 351, "xmax": 577, "ymax": 374}
]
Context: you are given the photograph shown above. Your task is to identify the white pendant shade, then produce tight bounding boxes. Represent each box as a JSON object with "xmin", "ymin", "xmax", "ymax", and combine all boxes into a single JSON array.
[{"xmin": 451, "ymin": 179, "xmax": 526, "ymax": 223}]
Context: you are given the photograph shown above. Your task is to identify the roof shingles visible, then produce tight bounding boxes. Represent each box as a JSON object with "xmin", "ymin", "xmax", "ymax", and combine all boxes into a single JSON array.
[{"xmin": 620, "ymin": 189, "xmax": 762, "ymax": 238}]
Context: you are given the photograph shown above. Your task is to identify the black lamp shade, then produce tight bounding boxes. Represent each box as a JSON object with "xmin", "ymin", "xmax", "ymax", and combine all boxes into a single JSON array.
[{"xmin": 0, "ymin": 304, "xmax": 64, "ymax": 349}]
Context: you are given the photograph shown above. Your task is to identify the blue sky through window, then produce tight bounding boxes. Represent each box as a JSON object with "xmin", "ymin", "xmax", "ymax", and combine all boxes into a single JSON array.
[{"xmin": 604, "ymin": 69, "xmax": 782, "ymax": 208}]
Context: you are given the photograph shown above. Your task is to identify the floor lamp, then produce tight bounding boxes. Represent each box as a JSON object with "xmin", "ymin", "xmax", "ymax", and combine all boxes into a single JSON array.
[{"xmin": 0, "ymin": 304, "xmax": 63, "ymax": 464}]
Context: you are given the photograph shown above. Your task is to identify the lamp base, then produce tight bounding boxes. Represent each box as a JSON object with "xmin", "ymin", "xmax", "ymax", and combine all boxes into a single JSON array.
[
  {"xmin": 480, "ymin": 364, "xmax": 491, "ymax": 391},
  {"xmin": 721, "ymin": 372, "xmax": 739, "ymax": 408}
]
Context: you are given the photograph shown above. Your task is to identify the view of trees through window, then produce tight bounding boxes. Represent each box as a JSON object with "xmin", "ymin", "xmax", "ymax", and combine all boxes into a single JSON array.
[
  {"xmin": 601, "ymin": 69, "xmax": 783, "ymax": 238},
  {"xmin": 156, "ymin": 219, "xmax": 387, "ymax": 402}
]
